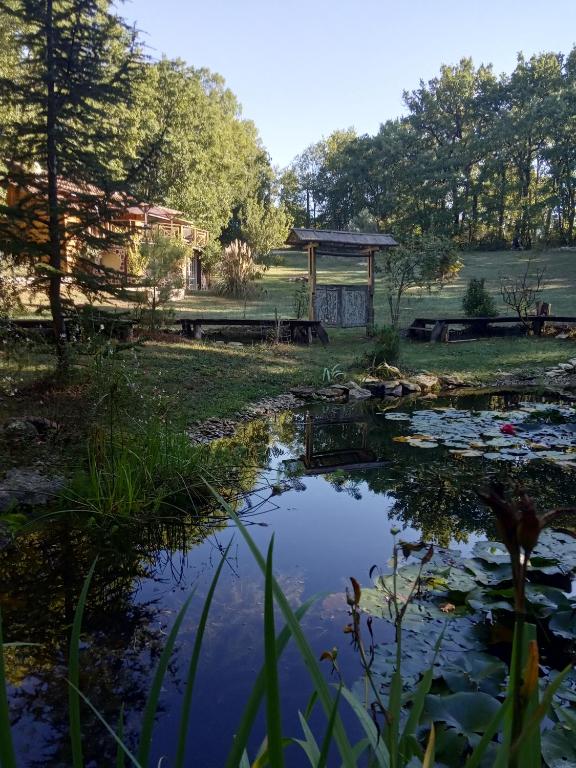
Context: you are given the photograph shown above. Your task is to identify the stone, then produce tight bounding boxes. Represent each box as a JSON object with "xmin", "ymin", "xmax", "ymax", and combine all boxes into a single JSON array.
[
  {"xmin": 362, "ymin": 378, "xmax": 404, "ymax": 398},
  {"xmin": 556, "ymin": 333, "xmax": 570, "ymax": 340},
  {"xmin": 227, "ymin": 342, "xmax": 244, "ymax": 347},
  {"xmin": 412, "ymin": 374, "xmax": 440, "ymax": 391},
  {"xmin": 0, "ymin": 468, "xmax": 66, "ymax": 512},
  {"xmin": 389, "ymin": 385, "xmax": 403, "ymax": 397},
  {"xmin": 399, "ymin": 380, "xmax": 422, "ymax": 394},
  {"xmin": 568, "ymin": 358, "xmax": 576, "ymax": 367},
  {"xmin": 342, "ymin": 381, "xmax": 372, "ymax": 400},
  {"xmin": 439, "ymin": 374, "xmax": 468, "ymax": 388},
  {"xmin": 315, "ymin": 386, "xmax": 349, "ymax": 403},
  {"xmin": 557, "ymin": 363, "xmax": 574, "ymax": 371},
  {"xmin": 0, "ymin": 419, "xmax": 39, "ymax": 443},
  {"xmin": 290, "ymin": 385, "xmax": 317, "ymax": 400}
]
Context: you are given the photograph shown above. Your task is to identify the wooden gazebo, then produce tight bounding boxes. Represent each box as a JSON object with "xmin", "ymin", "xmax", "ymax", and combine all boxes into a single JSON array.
[{"xmin": 285, "ymin": 228, "xmax": 397, "ymax": 334}]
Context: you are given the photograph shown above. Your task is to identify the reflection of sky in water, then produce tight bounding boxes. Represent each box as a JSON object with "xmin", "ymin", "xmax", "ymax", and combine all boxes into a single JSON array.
[
  {"xmin": 10, "ymin": 394, "xmax": 573, "ymax": 766},
  {"xmin": 136, "ymin": 473, "xmax": 410, "ymax": 767}
]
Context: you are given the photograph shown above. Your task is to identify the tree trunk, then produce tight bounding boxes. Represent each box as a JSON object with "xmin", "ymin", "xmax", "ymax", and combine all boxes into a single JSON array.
[
  {"xmin": 46, "ymin": 0, "xmax": 67, "ymax": 372},
  {"xmin": 497, "ymin": 164, "xmax": 506, "ymax": 241}
]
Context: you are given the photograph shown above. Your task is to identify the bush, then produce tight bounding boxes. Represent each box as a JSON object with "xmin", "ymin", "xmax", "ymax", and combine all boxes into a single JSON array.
[
  {"xmin": 365, "ymin": 325, "xmax": 400, "ymax": 369},
  {"xmin": 215, "ymin": 239, "xmax": 263, "ymax": 298},
  {"xmin": 462, "ymin": 278, "xmax": 497, "ymax": 317}
]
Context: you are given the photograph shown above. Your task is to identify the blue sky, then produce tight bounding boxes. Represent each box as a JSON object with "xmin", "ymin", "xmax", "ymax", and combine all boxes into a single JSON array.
[{"xmin": 125, "ymin": 0, "xmax": 576, "ymax": 169}]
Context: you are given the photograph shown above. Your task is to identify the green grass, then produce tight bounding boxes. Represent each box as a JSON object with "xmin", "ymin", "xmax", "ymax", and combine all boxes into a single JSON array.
[
  {"xmin": 2, "ymin": 247, "xmax": 575, "ymax": 440},
  {"xmin": 168, "ymin": 247, "xmax": 576, "ymax": 326}
]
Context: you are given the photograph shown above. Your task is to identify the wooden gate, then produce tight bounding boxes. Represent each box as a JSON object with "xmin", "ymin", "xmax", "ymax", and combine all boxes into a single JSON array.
[{"xmin": 314, "ymin": 285, "xmax": 368, "ymax": 327}]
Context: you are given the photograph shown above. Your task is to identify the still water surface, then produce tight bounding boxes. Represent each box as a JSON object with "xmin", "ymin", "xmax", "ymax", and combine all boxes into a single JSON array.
[{"xmin": 4, "ymin": 391, "xmax": 575, "ymax": 766}]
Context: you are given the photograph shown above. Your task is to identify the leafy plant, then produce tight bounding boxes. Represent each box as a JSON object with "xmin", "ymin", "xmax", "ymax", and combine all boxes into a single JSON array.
[
  {"xmin": 292, "ymin": 281, "xmax": 308, "ymax": 320},
  {"xmin": 215, "ymin": 239, "xmax": 263, "ymax": 299},
  {"xmin": 322, "ymin": 364, "xmax": 345, "ymax": 384},
  {"xmin": 462, "ymin": 278, "xmax": 497, "ymax": 318},
  {"xmin": 364, "ymin": 324, "xmax": 400, "ymax": 370},
  {"xmin": 378, "ymin": 235, "xmax": 462, "ymax": 328},
  {"xmin": 131, "ymin": 234, "xmax": 188, "ymax": 330}
]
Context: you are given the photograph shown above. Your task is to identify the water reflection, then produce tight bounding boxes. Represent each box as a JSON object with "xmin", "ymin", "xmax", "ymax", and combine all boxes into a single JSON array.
[{"xmin": 2, "ymin": 391, "xmax": 574, "ymax": 766}]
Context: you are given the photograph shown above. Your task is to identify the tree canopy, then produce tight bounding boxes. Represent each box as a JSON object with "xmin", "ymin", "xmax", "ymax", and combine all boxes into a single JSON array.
[{"xmin": 281, "ymin": 52, "xmax": 576, "ymax": 247}]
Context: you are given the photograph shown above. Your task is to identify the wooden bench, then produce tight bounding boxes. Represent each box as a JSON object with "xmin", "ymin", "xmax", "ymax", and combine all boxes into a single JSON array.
[
  {"xmin": 176, "ymin": 317, "xmax": 329, "ymax": 345},
  {"xmin": 408, "ymin": 315, "xmax": 576, "ymax": 342},
  {"xmin": 2, "ymin": 315, "xmax": 135, "ymax": 342}
]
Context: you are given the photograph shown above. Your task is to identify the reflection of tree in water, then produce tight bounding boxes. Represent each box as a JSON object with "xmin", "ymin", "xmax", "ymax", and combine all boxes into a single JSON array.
[
  {"xmin": 1, "ymin": 514, "xmax": 221, "ymax": 767},
  {"xmin": 1, "ymin": 417, "xmax": 278, "ymax": 766},
  {"xmin": 279, "ymin": 399, "xmax": 576, "ymax": 547},
  {"xmin": 384, "ymin": 457, "xmax": 576, "ymax": 547}
]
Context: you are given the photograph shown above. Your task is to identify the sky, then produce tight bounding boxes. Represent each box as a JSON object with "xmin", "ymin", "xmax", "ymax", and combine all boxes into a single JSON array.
[{"xmin": 125, "ymin": 0, "xmax": 576, "ymax": 169}]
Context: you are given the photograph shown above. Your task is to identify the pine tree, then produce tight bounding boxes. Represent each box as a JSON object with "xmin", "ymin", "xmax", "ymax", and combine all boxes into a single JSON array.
[{"xmin": 0, "ymin": 0, "xmax": 146, "ymax": 369}]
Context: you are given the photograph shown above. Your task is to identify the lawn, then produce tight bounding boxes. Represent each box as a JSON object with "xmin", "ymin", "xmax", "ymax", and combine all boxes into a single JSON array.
[
  {"xmin": 169, "ymin": 247, "xmax": 576, "ymax": 325},
  {"xmin": 3, "ymin": 247, "xmax": 575, "ymax": 435}
]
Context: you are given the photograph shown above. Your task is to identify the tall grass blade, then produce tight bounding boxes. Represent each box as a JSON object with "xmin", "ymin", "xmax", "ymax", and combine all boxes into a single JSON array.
[
  {"xmin": 116, "ymin": 704, "xmax": 125, "ymax": 768},
  {"xmin": 137, "ymin": 591, "xmax": 195, "ymax": 766},
  {"xmin": 510, "ymin": 663, "xmax": 573, "ymax": 761},
  {"xmin": 340, "ymin": 686, "xmax": 390, "ymax": 767},
  {"xmin": 225, "ymin": 599, "xmax": 315, "ymax": 768},
  {"xmin": 422, "ymin": 723, "xmax": 435, "ymax": 768},
  {"xmin": 398, "ymin": 628, "xmax": 444, "ymax": 763},
  {"xmin": 68, "ymin": 682, "xmax": 143, "ymax": 768},
  {"xmin": 175, "ymin": 541, "xmax": 233, "ymax": 768},
  {"xmin": 465, "ymin": 697, "xmax": 511, "ymax": 768},
  {"xmin": 303, "ymin": 690, "xmax": 318, "ymax": 722},
  {"xmin": 263, "ymin": 537, "xmax": 285, "ymax": 768},
  {"xmin": 214, "ymin": 491, "xmax": 356, "ymax": 765},
  {"xmin": 317, "ymin": 686, "xmax": 342, "ymax": 768},
  {"xmin": 0, "ymin": 608, "xmax": 16, "ymax": 768},
  {"xmin": 387, "ymin": 668, "xmax": 402, "ymax": 767},
  {"xmin": 69, "ymin": 558, "xmax": 98, "ymax": 768},
  {"xmin": 294, "ymin": 712, "xmax": 321, "ymax": 765}
]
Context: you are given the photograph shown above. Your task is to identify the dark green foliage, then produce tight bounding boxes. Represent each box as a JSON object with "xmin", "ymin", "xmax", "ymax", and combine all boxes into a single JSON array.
[
  {"xmin": 282, "ymin": 51, "xmax": 576, "ymax": 247},
  {"xmin": 462, "ymin": 279, "xmax": 498, "ymax": 317},
  {"xmin": 367, "ymin": 325, "xmax": 400, "ymax": 367},
  {"xmin": 0, "ymin": 0, "xmax": 147, "ymax": 365}
]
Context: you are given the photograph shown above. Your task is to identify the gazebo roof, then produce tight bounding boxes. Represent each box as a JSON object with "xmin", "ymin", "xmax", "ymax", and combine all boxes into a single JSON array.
[{"xmin": 286, "ymin": 228, "xmax": 397, "ymax": 254}]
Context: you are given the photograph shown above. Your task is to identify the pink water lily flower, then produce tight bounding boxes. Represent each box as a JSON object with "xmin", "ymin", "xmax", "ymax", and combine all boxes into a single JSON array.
[{"xmin": 500, "ymin": 423, "xmax": 517, "ymax": 435}]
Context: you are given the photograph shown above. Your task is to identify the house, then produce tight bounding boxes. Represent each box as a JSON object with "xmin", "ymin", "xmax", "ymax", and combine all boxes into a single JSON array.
[{"xmin": 1, "ymin": 169, "xmax": 210, "ymax": 292}]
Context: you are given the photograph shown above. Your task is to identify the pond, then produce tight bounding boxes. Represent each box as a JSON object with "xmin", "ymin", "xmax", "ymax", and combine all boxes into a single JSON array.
[{"xmin": 2, "ymin": 390, "xmax": 576, "ymax": 767}]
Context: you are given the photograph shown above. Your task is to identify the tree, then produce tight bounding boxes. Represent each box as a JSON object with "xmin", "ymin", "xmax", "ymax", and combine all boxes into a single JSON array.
[
  {"xmin": 378, "ymin": 235, "xmax": 462, "ymax": 327},
  {"xmin": 134, "ymin": 58, "xmax": 275, "ymax": 242},
  {"xmin": 0, "ymin": 0, "xmax": 145, "ymax": 369},
  {"xmin": 132, "ymin": 234, "xmax": 188, "ymax": 329},
  {"xmin": 500, "ymin": 259, "xmax": 546, "ymax": 324},
  {"xmin": 240, "ymin": 197, "xmax": 292, "ymax": 263},
  {"xmin": 462, "ymin": 278, "xmax": 497, "ymax": 318}
]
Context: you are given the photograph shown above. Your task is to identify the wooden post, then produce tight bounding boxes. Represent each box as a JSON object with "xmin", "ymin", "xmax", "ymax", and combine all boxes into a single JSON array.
[
  {"xmin": 308, "ymin": 244, "xmax": 317, "ymax": 321},
  {"xmin": 366, "ymin": 249, "xmax": 375, "ymax": 336}
]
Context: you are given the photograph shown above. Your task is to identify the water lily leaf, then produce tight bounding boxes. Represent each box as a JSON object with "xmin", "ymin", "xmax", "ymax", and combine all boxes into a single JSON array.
[
  {"xmin": 471, "ymin": 542, "xmax": 510, "ymax": 564},
  {"xmin": 424, "ymin": 692, "xmax": 500, "ymax": 735},
  {"xmin": 408, "ymin": 440, "xmax": 439, "ymax": 449},
  {"xmin": 549, "ymin": 609, "xmax": 576, "ymax": 640},
  {"xmin": 542, "ymin": 726, "xmax": 576, "ymax": 768},
  {"xmin": 442, "ymin": 652, "xmax": 507, "ymax": 696}
]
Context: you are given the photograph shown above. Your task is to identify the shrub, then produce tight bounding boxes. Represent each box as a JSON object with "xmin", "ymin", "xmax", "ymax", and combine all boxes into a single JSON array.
[
  {"xmin": 366, "ymin": 325, "xmax": 400, "ymax": 368},
  {"xmin": 462, "ymin": 278, "xmax": 497, "ymax": 317},
  {"xmin": 131, "ymin": 234, "xmax": 188, "ymax": 330},
  {"xmin": 215, "ymin": 239, "xmax": 263, "ymax": 298}
]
